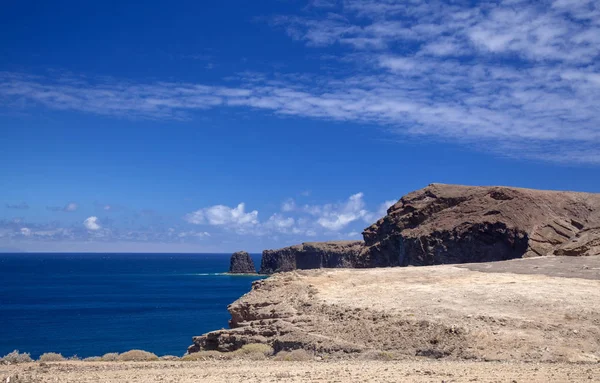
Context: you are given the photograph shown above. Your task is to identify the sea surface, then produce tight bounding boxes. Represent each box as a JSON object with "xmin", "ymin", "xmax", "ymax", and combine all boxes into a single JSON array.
[{"xmin": 0, "ymin": 253, "xmax": 264, "ymax": 359}]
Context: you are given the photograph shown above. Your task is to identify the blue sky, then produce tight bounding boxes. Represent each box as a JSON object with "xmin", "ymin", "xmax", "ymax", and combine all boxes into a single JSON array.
[{"xmin": 1, "ymin": 0, "xmax": 599, "ymax": 252}]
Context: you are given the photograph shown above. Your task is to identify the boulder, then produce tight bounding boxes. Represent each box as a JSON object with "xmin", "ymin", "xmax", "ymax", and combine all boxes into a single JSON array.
[{"xmin": 228, "ymin": 251, "xmax": 257, "ymax": 274}]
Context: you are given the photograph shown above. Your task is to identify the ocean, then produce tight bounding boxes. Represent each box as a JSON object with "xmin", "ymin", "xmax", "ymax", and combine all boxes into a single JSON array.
[{"xmin": 0, "ymin": 253, "xmax": 264, "ymax": 359}]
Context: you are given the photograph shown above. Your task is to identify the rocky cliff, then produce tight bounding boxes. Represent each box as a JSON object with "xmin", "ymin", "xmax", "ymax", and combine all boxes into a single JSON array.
[
  {"xmin": 259, "ymin": 241, "xmax": 363, "ymax": 274},
  {"xmin": 360, "ymin": 183, "xmax": 600, "ymax": 267},
  {"xmin": 229, "ymin": 251, "xmax": 257, "ymax": 274},
  {"xmin": 188, "ymin": 257, "xmax": 600, "ymax": 361}
]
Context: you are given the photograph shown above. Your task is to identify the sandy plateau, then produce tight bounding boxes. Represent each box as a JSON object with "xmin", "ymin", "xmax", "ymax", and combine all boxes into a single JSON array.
[{"xmin": 4, "ymin": 256, "xmax": 600, "ymax": 382}]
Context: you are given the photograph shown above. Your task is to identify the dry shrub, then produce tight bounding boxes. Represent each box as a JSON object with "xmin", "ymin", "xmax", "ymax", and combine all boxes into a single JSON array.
[
  {"xmin": 1, "ymin": 350, "xmax": 33, "ymax": 363},
  {"xmin": 83, "ymin": 356, "xmax": 102, "ymax": 362},
  {"xmin": 182, "ymin": 351, "xmax": 233, "ymax": 361},
  {"xmin": 273, "ymin": 349, "xmax": 312, "ymax": 362},
  {"xmin": 39, "ymin": 353, "xmax": 66, "ymax": 362},
  {"xmin": 117, "ymin": 350, "xmax": 159, "ymax": 362},
  {"xmin": 159, "ymin": 355, "xmax": 180, "ymax": 361},
  {"xmin": 101, "ymin": 353, "xmax": 119, "ymax": 361},
  {"xmin": 232, "ymin": 343, "xmax": 274, "ymax": 361}
]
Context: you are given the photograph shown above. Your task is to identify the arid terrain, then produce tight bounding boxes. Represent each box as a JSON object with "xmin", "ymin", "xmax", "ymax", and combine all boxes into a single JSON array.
[
  {"xmin": 191, "ymin": 256, "xmax": 600, "ymax": 364},
  {"xmin": 2, "ymin": 359, "xmax": 599, "ymax": 383},
  {"xmin": 5, "ymin": 256, "xmax": 597, "ymax": 382}
]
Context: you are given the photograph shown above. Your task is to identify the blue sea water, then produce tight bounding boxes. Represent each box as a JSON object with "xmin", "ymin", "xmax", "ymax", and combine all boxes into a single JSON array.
[{"xmin": 0, "ymin": 253, "xmax": 264, "ymax": 359}]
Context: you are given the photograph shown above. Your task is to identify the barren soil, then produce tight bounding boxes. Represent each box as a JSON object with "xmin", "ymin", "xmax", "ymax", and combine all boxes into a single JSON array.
[{"xmin": 3, "ymin": 360, "xmax": 600, "ymax": 383}]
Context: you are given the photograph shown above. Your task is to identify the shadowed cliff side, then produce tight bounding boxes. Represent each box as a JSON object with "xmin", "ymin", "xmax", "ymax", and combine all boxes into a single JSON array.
[
  {"xmin": 260, "ymin": 241, "xmax": 363, "ymax": 274},
  {"xmin": 229, "ymin": 251, "xmax": 257, "ymax": 274},
  {"xmin": 360, "ymin": 183, "xmax": 600, "ymax": 267}
]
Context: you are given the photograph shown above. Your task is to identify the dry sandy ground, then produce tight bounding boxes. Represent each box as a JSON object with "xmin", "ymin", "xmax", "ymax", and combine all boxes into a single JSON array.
[{"xmin": 2, "ymin": 360, "xmax": 600, "ymax": 383}]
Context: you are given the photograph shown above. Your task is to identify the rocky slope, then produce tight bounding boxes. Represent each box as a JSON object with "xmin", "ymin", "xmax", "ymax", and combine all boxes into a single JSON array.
[
  {"xmin": 229, "ymin": 251, "xmax": 257, "ymax": 274},
  {"xmin": 188, "ymin": 257, "xmax": 600, "ymax": 362},
  {"xmin": 259, "ymin": 241, "xmax": 363, "ymax": 274},
  {"xmin": 360, "ymin": 183, "xmax": 600, "ymax": 267}
]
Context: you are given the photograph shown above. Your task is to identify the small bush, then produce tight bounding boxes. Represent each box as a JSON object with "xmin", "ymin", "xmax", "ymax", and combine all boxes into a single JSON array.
[
  {"xmin": 68, "ymin": 355, "xmax": 80, "ymax": 361},
  {"xmin": 39, "ymin": 353, "xmax": 66, "ymax": 362},
  {"xmin": 117, "ymin": 350, "xmax": 159, "ymax": 362},
  {"xmin": 182, "ymin": 351, "xmax": 231, "ymax": 361},
  {"xmin": 159, "ymin": 355, "xmax": 180, "ymax": 361},
  {"xmin": 237, "ymin": 343, "xmax": 273, "ymax": 357},
  {"xmin": 1, "ymin": 350, "xmax": 33, "ymax": 364},
  {"xmin": 101, "ymin": 353, "xmax": 119, "ymax": 362},
  {"xmin": 83, "ymin": 356, "xmax": 102, "ymax": 362},
  {"xmin": 273, "ymin": 349, "xmax": 312, "ymax": 362}
]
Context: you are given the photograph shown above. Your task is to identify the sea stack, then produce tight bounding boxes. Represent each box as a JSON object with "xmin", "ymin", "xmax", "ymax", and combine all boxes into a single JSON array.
[{"xmin": 228, "ymin": 251, "xmax": 257, "ymax": 274}]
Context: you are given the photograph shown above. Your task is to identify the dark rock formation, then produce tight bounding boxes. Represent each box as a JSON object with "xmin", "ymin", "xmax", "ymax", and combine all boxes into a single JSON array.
[
  {"xmin": 228, "ymin": 251, "xmax": 257, "ymax": 274},
  {"xmin": 260, "ymin": 241, "xmax": 363, "ymax": 274},
  {"xmin": 360, "ymin": 183, "xmax": 600, "ymax": 267}
]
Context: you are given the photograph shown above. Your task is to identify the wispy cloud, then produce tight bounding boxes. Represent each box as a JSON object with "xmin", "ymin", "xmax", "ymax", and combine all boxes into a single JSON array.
[
  {"xmin": 47, "ymin": 202, "xmax": 79, "ymax": 212},
  {"xmin": 5, "ymin": 202, "xmax": 29, "ymax": 210},
  {"xmin": 1, "ymin": 0, "xmax": 599, "ymax": 163}
]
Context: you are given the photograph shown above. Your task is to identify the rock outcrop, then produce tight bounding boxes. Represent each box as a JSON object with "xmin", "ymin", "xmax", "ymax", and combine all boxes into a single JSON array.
[
  {"xmin": 228, "ymin": 251, "xmax": 257, "ymax": 274},
  {"xmin": 188, "ymin": 257, "xmax": 600, "ymax": 362},
  {"xmin": 360, "ymin": 183, "xmax": 600, "ymax": 267},
  {"xmin": 260, "ymin": 241, "xmax": 363, "ymax": 274}
]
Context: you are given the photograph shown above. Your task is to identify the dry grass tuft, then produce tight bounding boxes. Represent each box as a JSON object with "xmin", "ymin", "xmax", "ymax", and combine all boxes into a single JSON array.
[
  {"xmin": 83, "ymin": 356, "xmax": 102, "ymax": 362},
  {"xmin": 39, "ymin": 352, "xmax": 66, "ymax": 362},
  {"xmin": 159, "ymin": 355, "xmax": 180, "ymax": 361},
  {"xmin": 117, "ymin": 350, "xmax": 159, "ymax": 362},
  {"xmin": 236, "ymin": 343, "xmax": 273, "ymax": 358},
  {"xmin": 182, "ymin": 351, "xmax": 233, "ymax": 361},
  {"xmin": 1, "ymin": 350, "xmax": 33, "ymax": 363},
  {"xmin": 101, "ymin": 353, "xmax": 119, "ymax": 362}
]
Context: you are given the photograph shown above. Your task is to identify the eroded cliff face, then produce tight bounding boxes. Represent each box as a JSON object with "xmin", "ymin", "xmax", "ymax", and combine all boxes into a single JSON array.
[
  {"xmin": 259, "ymin": 241, "xmax": 363, "ymax": 274},
  {"xmin": 255, "ymin": 184, "xmax": 600, "ymax": 274},
  {"xmin": 360, "ymin": 184, "xmax": 600, "ymax": 267},
  {"xmin": 188, "ymin": 258, "xmax": 600, "ymax": 362}
]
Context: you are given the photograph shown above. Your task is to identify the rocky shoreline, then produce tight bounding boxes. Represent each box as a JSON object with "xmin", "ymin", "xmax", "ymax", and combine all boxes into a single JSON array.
[
  {"xmin": 193, "ymin": 183, "xmax": 600, "ymax": 358},
  {"xmin": 190, "ymin": 256, "xmax": 600, "ymax": 362}
]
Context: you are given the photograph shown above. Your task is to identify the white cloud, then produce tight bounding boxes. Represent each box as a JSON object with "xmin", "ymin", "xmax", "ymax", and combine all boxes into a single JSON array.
[
  {"xmin": 83, "ymin": 216, "xmax": 101, "ymax": 231},
  {"xmin": 310, "ymin": 192, "xmax": 369, "ymax": 231},
  {"xmin": 185, "ymin": 203, "xmax": 259, "ymax": 230},
  {"xmin": 20, "ymin": 227, "xmax": 31, "ymax": 236},
  {"xmin": 281, "ymin": 199, "xmax": 296, "ymax": 212},
  {"xmin": 64, "ymin": 202, "xmax": 78, "ymax": 212},
  {"xmin": 265, "ymin": 214, "xmax": 296, "ymax": 230}
]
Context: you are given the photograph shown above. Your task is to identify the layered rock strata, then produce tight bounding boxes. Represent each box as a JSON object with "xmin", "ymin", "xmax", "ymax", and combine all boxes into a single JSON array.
[{"xmin": 360, "ymin": 183, "xmax": 600, "ymax": 267}]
